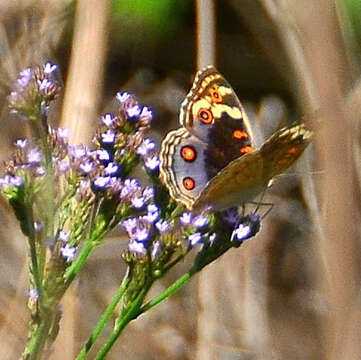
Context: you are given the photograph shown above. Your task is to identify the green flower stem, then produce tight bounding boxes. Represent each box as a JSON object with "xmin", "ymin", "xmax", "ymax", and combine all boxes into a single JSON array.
[
  {"xmin": 95, "ymin": 283, "xmax": 152, "ymax": 360},
  {"xmin": 136, "ymin": 267, "xmax": 198, "ymax": 318},
  {"xmin": 75, "ymin": 274, "xmax": 131, "ymax": 360},
  {"xmin": 64, "ymin": 240, "xmax": 98, "ymax": 285},
  {"xmin": 22, "ymin": 305, "xmax": 54, "ymax": 360}
]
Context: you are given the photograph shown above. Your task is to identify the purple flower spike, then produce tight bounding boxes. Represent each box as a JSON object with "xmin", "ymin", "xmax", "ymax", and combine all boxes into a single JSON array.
[
  {"xmin": 134, "ymin": 227, "xmax": 150, "ymax": 242},
  {"xmin": 155, "ymin": 220, "xmax": 170, "ymax": 233},
  {"xmin": 129, "ymin": 241, "xmax": 147, "ymax": 255},
  {"xmin": 102, "ymin": 113, "xmax": 115, "ymax": 127},
  {"xmin": 180, "ymin": 212, "xmax": 192, "ymax": 225},
  {"xmin": 188, "ymin": 232, "xmax": 202, "ymax": 247},
  {"xmin": 127, "ymin": 105, "xmax": 141, "ymax": 118},
  {"xmin": 145, "ymin": 155, "xmax": 160, "ymax": 170},
  {"xmin": 60, "ymin": 244, "xmax": 77, "ymax": 261},
  {"xmin": 116, "ymin": 92, "xmax": 131, "ymax": 104}
]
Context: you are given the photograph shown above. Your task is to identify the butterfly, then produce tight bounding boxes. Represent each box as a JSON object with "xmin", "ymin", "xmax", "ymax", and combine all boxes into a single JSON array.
[{"xmin": 159, "ymin": 66, "xmax": 312, "ymax": 211}]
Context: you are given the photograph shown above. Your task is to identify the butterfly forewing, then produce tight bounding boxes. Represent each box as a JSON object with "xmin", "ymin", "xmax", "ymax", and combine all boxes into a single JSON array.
[{"xmin": 180, "ymin": 66, "xmax": 256, "ymax": 164}]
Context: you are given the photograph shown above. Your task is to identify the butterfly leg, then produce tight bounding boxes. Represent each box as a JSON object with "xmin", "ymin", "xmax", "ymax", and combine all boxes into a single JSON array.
[{"xmin": 247, "ymin": 200, "xmax": 274, "ymax": 219}]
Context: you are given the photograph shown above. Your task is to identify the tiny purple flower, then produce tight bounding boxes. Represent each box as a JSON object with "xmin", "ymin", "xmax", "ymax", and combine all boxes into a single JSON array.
[
  {"xmin": 155, "ymin": 220, "xmax": 170, "ymax": 233},
  {"xmin": 188, "ymin": 232, "xmax": 202, "ymax": 247},
  {"xmin": 142, "ymin": 203, "xmax": 160, "ymax": 223},
  {"xmin": 101, "ymin": 130, "xmax": 116, "ymax": 144},
  {"xmin": 28, "ymin": 288, "xmax": 39, "ymax": 302},
  {"xmin": 233, "ymin": 223, "xmax": 251, "ymax": 242},
  {"xmin": 60, "ymin": 244, "xmax": 77, "ymax": 261},
  {"xmin": 27, "ymin": 148, "xmax": 42, "ymax": 164},
  {"xmin": 145, "ymin": 155, "xmax": 160, "ymax": 170},
  {"xmin": 180, "ymin": 212, "xmax": 192, "ymax": 225},
  {"xmin": 93, "ymin": 176, "xmax": 111, "ymax": 189},
  {"xmin": 136, "ymin": 138, "xmax": 155, "ymax": 156},
  {"xmin": 116, "ymin": 92, "xmax": 131, "ymax": 103},
  {"xmin": 35, "ymin": 167, "xmax": 45, "ymax": 176},
  {"xmin": 57, "ymin": 158, "xmax": 70, "ymax": 173},
  {"xmin": 102, "ymin": 113, "xmax": 115, "ymax": 127},
  {"xmin": 0, "ymin": 175, "xmax": 11, "ymax": 187},
  {"xmin": 10, "ymin": 175, "xmax": 23, "ymax": 187},
  {"xmin": 122, "ymin": 218, "xmax": 138, "ymax": 233},
  {"xmin": 151, "ymin": 241, "xmax": 162, "ymax": 260},
  {"xmin": 142, "ymin": 186, "xmax": 154, "ymax": 200},
  {"xmin": 58, "ymin": 230, "xmax": 70, "ymax": 242},
  {"xmin": 14, "ymin": 138, "xmax": 28, "ymax": 148},
  {"xmin": 104, "ymin": 162, "xmax": 119, "ymax": 175},
  {"xmin": 95, "ymin": 149, "xmax": 110, "ymax": 162},
  {"xmin": 131, "ymin": 196, "xmax": 146, "ymax": 209},
  {"xmin": 18, "ymin": 68, "xmax": 32, "ymax": 86},
  {"xmin": 43, "ymin": 62, "xmax": 57, "ymax": 74},
  {"xmin": 121, "ymin": 178, "xmax": 140, "ymax": 197},
  {"xmin": 209, "ymin": 233, "xmax": 217, "ymax": 245},
  {"xmin": 129, "ymin": 241, "xmax": 147, "ymax": 255},
  {"xmin": 134, "ymin": 227, "xmax": 149, "ymax": 242},
  {"xmin": 37, "ymin": 78, "xmax": 53, "ymax": 92},
  {"xmin": 71, "ymin": 146, "xmax": 87, "ymax": 159},
  {"xmin": 139, "ymin": 106, "xmax": 152, "ymax": 121},
  {"xmin": 127, "ymin": 105, "xmax": 141, "ymax": 118},
  {"xmin": 80, "ymin": 161, "xmax": 94, "ymax": 173},
  {"xmin": 34, "ymin": 221, "xmax": 43, "ymax": 233},
  {"xmin": 57, "ymin": 127, "xmax": 70, "ymax": 139},
  {"xmin": 193, "ymin": 215, "xmax": 209, "ymax": 229}
]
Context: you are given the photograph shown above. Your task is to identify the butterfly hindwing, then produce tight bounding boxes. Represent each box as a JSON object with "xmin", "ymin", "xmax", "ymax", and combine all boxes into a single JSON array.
[{"xmin": 159, "ymin": 128, "xmax": 219, "ymax": 209}]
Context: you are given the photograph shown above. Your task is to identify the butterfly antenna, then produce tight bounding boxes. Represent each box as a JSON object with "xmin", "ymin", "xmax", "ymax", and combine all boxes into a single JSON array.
[{"xmin": 253, "ymin": 189, "xmax": 266, "ymax": 214}]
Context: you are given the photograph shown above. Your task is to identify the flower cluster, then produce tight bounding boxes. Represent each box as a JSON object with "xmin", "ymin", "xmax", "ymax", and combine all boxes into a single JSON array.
[{"xmin": 8, "ymin": 62, "xmax": 60, "ymax": 118}]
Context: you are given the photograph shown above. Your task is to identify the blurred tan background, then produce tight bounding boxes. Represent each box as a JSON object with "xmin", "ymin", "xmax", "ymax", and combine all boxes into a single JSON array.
[{"xmin": 0, "ymin": 0, "xmax": 361, "ymax": 359}]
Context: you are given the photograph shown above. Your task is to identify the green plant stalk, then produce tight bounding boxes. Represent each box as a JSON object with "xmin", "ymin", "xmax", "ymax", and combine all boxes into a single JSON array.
[
  {"xmin": 95, "ymin": 283, "xmax": 152, "ymax": 360},
  {"xmin": 64, "ymin": 239, "xmax": 99, "ymax": 285},
  {"xmin": 136, "ymin": 267, "xmax": 197, "ymax": 318},
  {"xmin": 22, "ymin": 303, "xmax": 56, "ymax": 360},
  {"xmin": 75, "ymin": 274, "xmax": 131, "ymax": 360}
]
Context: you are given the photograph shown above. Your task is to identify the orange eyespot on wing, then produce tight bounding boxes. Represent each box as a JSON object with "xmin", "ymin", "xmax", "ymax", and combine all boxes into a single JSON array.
[
  {"xmin": 183, "ymin": 177, "xmax": 195, "ymax": 190},
  {"xmin": 240, "ymin": 146, "xmax": 253, "ymax": 154},
  {"xmin": 287, "ymin": 146, "xmax": 298, "ymax": 154},
  {"xmin": 233, "ymin": 130, "xmax": 249, "ymax": 140},
  {"xmin": 209, "ymin": 88, "xmax": 223, "ymax": 103},
  {"xmin": 197, "ymin": 108, "xmax": 213, "ymax": 124},
  {"xmin": 181, "ymin": 146, "xmax": 197, "ymax": 162}
]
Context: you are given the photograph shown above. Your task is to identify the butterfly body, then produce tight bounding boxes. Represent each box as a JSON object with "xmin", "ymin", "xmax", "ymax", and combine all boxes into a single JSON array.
[{"xmin": 159, "ymin": 66, "xmax": 312, "ymax": 211}]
